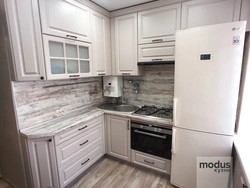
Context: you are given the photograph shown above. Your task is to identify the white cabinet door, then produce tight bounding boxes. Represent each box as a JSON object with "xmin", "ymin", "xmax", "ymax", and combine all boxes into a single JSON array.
[
  {"xmin": 91, "ymin": 11, "xmax": 111, "ymax": 76},
  {"xmin": 39, "ymin": 0, "xmax": 91, "ymax": 42},
  {"xmin": 171, "ymin": 127, "xmax": 233, "ymax": 188},
  {"xmin": 106, "ymin": 115, "xmax": 130, "ymax": 161},
  {"xmin": 181, "ymin": 0, "xmax": 242, "ymax": 29},
  {"xmin": 28, "ymin": 137, "xmax": 59, "ymax": 188},
  {"xmin": 138, "ymin": 4, "xmax": 181, "ymax": 44},
  {"xmin": 138, "ymin": 42, "xmax": 175, "ymax": 62},
  {"xmin": 5, "ymin": 0, "xmax": 45, "ymax": 81},
  {"xmin": 114, "ymin": 14, "xmax": 142, "ymax": 76},
  {"xmin": 43, "ymin": 35, "xmax": 92, "ymax": 80}
]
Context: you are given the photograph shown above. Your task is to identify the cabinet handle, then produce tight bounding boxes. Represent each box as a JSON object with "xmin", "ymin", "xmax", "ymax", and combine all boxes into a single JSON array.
[
  {"xmin": 98, "ymin": 74, "xmax": 105, "ymax": 76},
  {"xmin": 69, "ymin": 75, "xmax": 80, "ymax": 77},
  {"xmin": 144, "ymin": 160, "xmax": 154, "ymax": 165},
  {"xmin": 79, "ymin": 140, "xmax": 88, "ymax": 146},
  {"xmin": 122, "ymin": 73, "xmax": 130, "ymax": 76},
  {"xmin": 127, "ymin": 121, "xmax": 130, "ymax": 130},
  {"xmin": 66, "ymin": 35, "xmax": 77, "ymax": 39},
  {"xmin": 152, "ymin": 39, "xmax": 163, "ymax": 43},
  {"xmin": 78, "ymin": 125, "xmax": 88, "ymax": 131},
  {"xmin": 243, "ymin": 184, "xmax": 248, "ymax": 188},
  {"xmin": 152, "ymin": 59, "xmax": 162, "ymax": 61},
  {"xmin": 81, "ymin": 158, "xmax": 90, "ymax": 165}
]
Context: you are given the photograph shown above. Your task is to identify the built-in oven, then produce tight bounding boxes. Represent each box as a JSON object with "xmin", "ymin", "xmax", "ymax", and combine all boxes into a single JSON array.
[{"xmin": 131, "ymin": 121, "xmax": 172, "ymax": 160}]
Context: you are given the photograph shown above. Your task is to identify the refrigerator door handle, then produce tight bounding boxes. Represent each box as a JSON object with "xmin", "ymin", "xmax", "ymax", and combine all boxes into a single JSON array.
[
  {"xmin": 173, "ymin": 98, "xmax": 177, "ymax": 126},
  {"xmin": 172, "ymin": 127, "xmax": 176, "ymax": 154}
]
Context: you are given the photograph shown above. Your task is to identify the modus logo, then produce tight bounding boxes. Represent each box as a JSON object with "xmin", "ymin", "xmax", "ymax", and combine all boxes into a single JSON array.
[
  {"xmin": 197, "ymin": 157, "xmax": 232, "ymax": 188},
  {"xmin": 199, "ymin": 160, "xmax": 231, "ymax": 173}
]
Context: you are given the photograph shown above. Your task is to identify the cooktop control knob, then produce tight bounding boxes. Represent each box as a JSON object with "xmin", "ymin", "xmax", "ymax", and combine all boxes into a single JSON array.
[
  {"xmin": 158, "ymin": 128, "xmax": 162, "ymax": 132},
  {"xmin": 140, "ymin": 125, "xmax": 143, "ymax": 128}
]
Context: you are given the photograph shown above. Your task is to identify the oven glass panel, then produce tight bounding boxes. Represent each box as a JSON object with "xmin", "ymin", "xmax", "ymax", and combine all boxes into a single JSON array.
[{"xmin": 131, "ymin": 127, "xmax": 172, "ymax": 160}]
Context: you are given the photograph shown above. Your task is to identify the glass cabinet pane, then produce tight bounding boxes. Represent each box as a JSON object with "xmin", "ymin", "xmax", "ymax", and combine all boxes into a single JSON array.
[
  {"xmin": 80, "ymin": 61, "xmax": 90, "ymax": 73},
  {"xmin": 51, "ymin": 59, "xmax": 65, "ymax": 74},
  {"xmin": 49, "ymin": 42, "xmax": 64, "ymax": 57},
  {"xmin": 79, "ymin": 46, "xmax": 89, "ymax": 59},
  {"xmin": 67, "ymin": 60, "xmax": 78, "ymax": 73},
  {"xmin": 66, "ymin": 44, "xmax": 77, "ymax": 58}
]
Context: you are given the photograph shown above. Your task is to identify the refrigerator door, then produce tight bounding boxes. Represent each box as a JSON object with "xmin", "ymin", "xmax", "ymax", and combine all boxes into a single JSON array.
[
  {"xmin": 174, "ymin": 21, "xmax": 246, "ymax": 135},
  {"xmin": 170, "ymin": 127, "xmax": 233, "ymax": 188}
]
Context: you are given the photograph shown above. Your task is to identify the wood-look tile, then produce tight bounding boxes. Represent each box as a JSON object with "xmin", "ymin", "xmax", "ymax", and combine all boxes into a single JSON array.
[{"xmin": 71, "ymin": 156, "xmax": 177, "ymax": 188}]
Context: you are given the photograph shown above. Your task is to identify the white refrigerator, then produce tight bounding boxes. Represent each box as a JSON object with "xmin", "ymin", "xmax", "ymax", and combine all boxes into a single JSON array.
[{"xmin": 171, "ymin": 21, "xmax": 246, "ymax": 188}]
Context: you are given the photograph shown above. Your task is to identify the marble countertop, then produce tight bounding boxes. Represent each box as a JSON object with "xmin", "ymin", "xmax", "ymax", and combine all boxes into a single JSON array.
[{"xmin": 20, "ymin": 103, "xmax": 173, "ymax": 139}]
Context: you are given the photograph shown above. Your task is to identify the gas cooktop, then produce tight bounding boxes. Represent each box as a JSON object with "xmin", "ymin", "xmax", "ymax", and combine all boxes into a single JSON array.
[{"xmin": 133, "ymin": 105, "xmax": 173, "ymax": 119}]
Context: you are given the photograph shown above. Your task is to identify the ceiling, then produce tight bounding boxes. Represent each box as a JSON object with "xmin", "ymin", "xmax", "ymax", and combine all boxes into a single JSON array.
[{"xmin": 90, "ymin": 0, "xmax": 157, "ymax": 11}]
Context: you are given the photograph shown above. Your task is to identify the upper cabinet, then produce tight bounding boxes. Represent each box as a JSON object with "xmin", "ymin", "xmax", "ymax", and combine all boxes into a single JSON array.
[
  {"xmin": 138, "ymin": 4, "xmax": 181, "ymax": 44},
  {"xmin": 91, "ymin": 11, "xmax": 111, "ymax": 76},
  {"xmin": 43, "ymin": 35, "xmax": 92, "ymax": 80},
  {"xmin": 39, "ymin": 0, "xmax": 91, "ymax": 43},
  {"xmin": 181, "ymin": 0, "xmax": 242, "ymax": 29},
  {"xmin": 113, "ymin": 13, "xmax": 143, "ymax": 76},
  {"xmin": 4, "ymin": 0, "xmax": 46, "ymax": 81}
]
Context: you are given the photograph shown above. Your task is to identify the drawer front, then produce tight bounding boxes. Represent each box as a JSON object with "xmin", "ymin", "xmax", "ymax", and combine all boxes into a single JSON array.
[
  {"xmin": 56, "ymin": 124, "xmax": 102, "ymax": 168},
  {"xmin": 138, "ymin": 42, "xmax": 175, "ymax": 62},
  {"xmin": 132, "ymin": 150, "xmax": 170, "ymax": 173},
  {"xmin": 58, "ymin": 142, "xmax": 103, "ymax": 187},
  {"xmin": 55, "ymin": 116, "xmax": 102, "ymax": 145}
]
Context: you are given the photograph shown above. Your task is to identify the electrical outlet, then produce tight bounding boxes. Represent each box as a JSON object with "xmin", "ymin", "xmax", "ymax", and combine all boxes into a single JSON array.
[{"xmin": 56, "ymin": 109, "xmax": 64, "ymax": 115}]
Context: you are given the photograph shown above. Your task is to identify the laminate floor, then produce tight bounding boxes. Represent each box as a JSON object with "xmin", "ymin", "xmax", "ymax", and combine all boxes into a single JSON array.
[
  {"xmin": 0, "ymin": 179, "xmax": 12, "ymax": 188},
  {"xmin": 71, "ymin": 156, "xmax": 177, "ymax": 188}
]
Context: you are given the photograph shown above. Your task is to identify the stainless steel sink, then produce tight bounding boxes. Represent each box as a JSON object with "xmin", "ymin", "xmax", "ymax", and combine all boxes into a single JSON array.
[
  {"xmin": 98, "ymin": 103, "xmax": 139, "ymax": 112},
  {"xmin": 113, "ymin": 104, "xmax": 139, "ymax": 112}
]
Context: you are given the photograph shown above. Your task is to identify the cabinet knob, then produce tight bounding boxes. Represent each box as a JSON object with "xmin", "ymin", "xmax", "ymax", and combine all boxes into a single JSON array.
[
  {"xmin": 48, "ymin": 139, "xmax": 52, "ymax": 142},
  {"xmin": 40, "ymin": 76, "xmax": 44, "ymax": 80}
]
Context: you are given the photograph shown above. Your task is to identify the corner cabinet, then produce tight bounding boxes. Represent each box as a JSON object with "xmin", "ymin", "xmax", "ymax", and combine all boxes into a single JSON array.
[
  {"xmin": 113, "ymin": 13, "xmax": 143, "ymax": 76},
  {"xmin": 181, "ymin": 0, "xmax": 242, "ymax": 29},
  {"xmin": 91, "ymin": 10, "xmax": 111, "ymax": 76},
  {"xmin": 106, "ymin": 115, "xmax": 131, "ymax": 161},
  {"xmin": 43, "ymin": 35, "xmax": 92, "ymax": 80},
  {"xmin": 4, "ymin": 0, "xmax": 46, "ymax": 81},
  {"xmin": 38, "ymin": 0, "xmax": 91, "ymax": 43}
]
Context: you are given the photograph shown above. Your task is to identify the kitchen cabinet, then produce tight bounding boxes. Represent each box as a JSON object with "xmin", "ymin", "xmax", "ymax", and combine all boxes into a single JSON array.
[
  {"xmin": 113, "ymin": 13, "xmax": 143, "ymax": 76},
  {"xmin": 43, "ymin": 35, "xmax": 92, "ymax": 80},
  {"xmin": 106, "ymin": 115, "xmax": 130, "ymax": 161},
  {"xmin": 138, "ymin": 42, "xmax": 175, "ymax": 62},
  {"xmin": 39, "ymin": 0, "xmax": 91, "ymax": 43},
  {"xmin": 26, "ymin": 137, "xmax": 59, "ymax": 188},
  {"xmin": 138, "ymin": 4, "xmax": 181, "ymax": 44},
  {"xmin": 21, "ymin": 114, "xmax": 104, "ymax": 188},
  {"xmin": 181, "ymin": 0, "xmax": 242, "ymax": 29},
  {"xmin": 240, "ymin": 0, "xmax": 250, "ymax": 31},
  {"xmin": 4, "ymin": 0, "xmax": 46, "ymax": 81},
  {"xmin": 91, "ymin": 10, "xmax": 111, "ymax": 76}
]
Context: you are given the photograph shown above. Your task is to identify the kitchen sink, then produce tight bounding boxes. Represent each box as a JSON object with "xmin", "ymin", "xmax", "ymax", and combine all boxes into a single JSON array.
[
  {"xmin": 98, "ymin": 103, "xmax": 139, "ymax": 112},
  {"xmin": 113, "ymin": 104, "xmax": 139, "ymax": 112}
]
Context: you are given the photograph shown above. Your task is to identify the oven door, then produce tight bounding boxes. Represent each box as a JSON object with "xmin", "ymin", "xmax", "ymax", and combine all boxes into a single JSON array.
[{"xmin": 131, "ymin": 122, "xmax": 172, "ymax": 160}]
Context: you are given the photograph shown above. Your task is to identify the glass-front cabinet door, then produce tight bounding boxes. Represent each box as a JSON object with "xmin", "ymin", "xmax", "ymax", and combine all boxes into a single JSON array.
[{"xmin": 43, "ymin": 35, "xmax": 92, "ymax": 79}]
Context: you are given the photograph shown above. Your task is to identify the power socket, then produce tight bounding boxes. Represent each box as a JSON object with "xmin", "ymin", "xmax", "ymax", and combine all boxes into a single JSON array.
[{"xmin": 56, "ymin": 109, "xmax": 64, "ymax": 115}]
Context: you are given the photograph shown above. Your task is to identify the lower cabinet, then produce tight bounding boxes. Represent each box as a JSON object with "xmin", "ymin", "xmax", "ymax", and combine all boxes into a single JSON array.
[
  {"xmin": 105, "ymin": 115, "xmax": 130, "ymax": 161},
  {"xmin": 22, "ymin": 114, "xmax": 104, "ymax": 188}
]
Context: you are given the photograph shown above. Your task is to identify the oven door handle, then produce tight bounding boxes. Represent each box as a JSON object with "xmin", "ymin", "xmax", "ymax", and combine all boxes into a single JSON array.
[{"xmin": 134, "ymin": 129, "xmax": 167, "ymax": 139}]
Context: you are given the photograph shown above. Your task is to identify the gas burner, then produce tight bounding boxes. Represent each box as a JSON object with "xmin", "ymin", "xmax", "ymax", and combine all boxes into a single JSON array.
[
  {"xmin": 133, "ymin": 105, "xmax": 173, "ymax": 119},
  {"xmin": 134, "ymin": 105, "xmax": 158, "ymax": 115}
]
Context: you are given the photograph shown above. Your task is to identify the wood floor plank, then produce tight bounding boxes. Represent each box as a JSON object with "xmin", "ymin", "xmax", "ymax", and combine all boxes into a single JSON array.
[{"xmin": 71, "ymin": 156, "xmax": 176, "ymax": 188}]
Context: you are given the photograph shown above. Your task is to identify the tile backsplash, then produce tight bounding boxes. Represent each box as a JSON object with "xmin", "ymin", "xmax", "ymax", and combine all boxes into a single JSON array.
[
  {"xmin": 13, "ymin": 77, "xmax": 104, "ymax": 129},
  {"xmin": 123, "ymin": 65, "xmax": 174, "ymax": 107}
]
